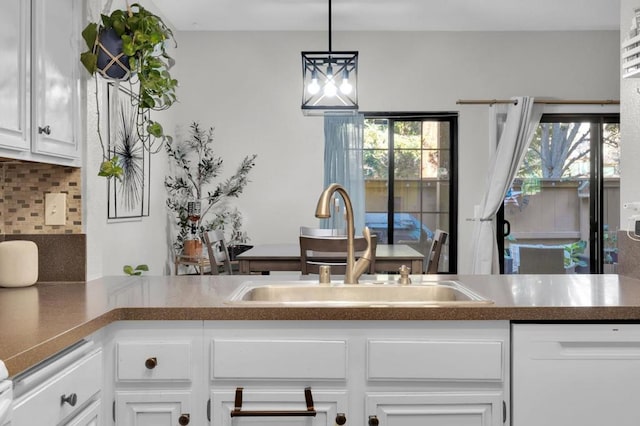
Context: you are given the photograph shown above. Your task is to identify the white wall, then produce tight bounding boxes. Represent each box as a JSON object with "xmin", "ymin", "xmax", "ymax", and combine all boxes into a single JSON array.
[{"xmin": 85, "ymin": 29, "xmax": 620, "ymax": 278}]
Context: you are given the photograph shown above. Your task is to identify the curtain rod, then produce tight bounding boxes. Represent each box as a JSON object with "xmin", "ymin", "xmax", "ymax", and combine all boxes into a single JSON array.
[{"xmin": 456, "ymin": 99, "xmax": 619, "ymax": 106}]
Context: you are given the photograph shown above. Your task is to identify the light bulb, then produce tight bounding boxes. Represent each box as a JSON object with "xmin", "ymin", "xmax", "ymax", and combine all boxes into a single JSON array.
[
  {"xmin": 307, "ymin": 78, "xmax": 320, "ymax": 95},
  {"xmin": 324, "ymin": 80, "xmax": 337, "ymax": 97},
  {"xmin": 340, "ymin": 79, "xmax": 352, "ymax": 94},
  {"xmin": 326, "ymin": 64, "xmax": 334, "ymax": 79}
]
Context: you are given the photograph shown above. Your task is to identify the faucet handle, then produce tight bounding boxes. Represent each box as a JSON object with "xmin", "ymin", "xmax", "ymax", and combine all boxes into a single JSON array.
[
  {"xmin": 398, "ymin": 265, "xmax": 412, "ymax": 285},
  {"xmin": 362, "ymin": 226, "xmax": 372, "ymax": 244}
]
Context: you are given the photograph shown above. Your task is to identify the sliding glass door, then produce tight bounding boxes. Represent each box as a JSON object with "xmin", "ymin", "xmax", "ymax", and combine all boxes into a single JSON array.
[{"xmin": 499, "ymin": 114, "xmax": 620, "ymax": 274}]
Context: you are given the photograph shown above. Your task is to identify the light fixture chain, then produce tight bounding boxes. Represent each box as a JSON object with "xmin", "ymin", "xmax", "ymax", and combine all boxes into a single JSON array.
[{"xmin": 328, "ymin": 0, "xmax": 332, "ymax": 53}]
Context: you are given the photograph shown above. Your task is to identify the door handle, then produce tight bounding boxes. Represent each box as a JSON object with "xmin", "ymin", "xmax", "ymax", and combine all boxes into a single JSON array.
[{"xmin": 230, "ymin": 387, "xmax": 317, "ymax": 417}]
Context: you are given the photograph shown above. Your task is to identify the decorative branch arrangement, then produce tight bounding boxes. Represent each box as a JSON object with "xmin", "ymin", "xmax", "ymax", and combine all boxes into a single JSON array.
[{"xmin": 165, "ymin": 122, "xmax": 257, "ymax": 254}]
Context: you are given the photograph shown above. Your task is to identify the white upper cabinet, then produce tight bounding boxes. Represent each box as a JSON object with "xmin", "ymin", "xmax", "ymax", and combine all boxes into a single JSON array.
[
  {"xmin": 0, "ymin": 0, "xmax": 82, "ymax": 165},
  {"xmin": 31, "ymin": 0, "xmax": 82, "ymax": 161},
  {"xmin": 0, "ymin": 0, "xmax": 29, "ymax": 152}
]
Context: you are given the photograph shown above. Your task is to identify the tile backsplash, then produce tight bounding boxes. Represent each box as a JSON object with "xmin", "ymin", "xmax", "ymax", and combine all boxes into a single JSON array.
[
  {"xmin": 0, "ymin": 161, "xmax": 85, "ymax": 282},
  {"xmin": 0, "ymin": 161, "xmax": 82, "ymax": 234}
]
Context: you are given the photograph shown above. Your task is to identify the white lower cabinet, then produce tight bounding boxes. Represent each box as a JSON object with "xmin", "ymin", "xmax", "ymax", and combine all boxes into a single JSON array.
[
  {"xmin": 65, "ymin": 399, "xmax": 101, "ymax": 426},
  {"xmin": 114, "ymin": 391, "xmax": 192, "ymax": 426},
  {"xmin": 366, "ymin": 392, "xmax": 504, "ymax": 426},
  {"xmin": 105, "ymin": 322, "xmax": 205, "ymax": 426},
  {"xmin": 205, "ymin": 320, "xmax": 509, "ymax": 426},
  {"xmin": 512, "ymin": 323, "xmax": 640, "ymax": 426},
  {"xmin": 206, "ymin": 323, "xmax": 350, "ymax": 426},
  {"xmin": 100, "ymin": 320, "xmax": 509, "ymax": 425},
  {"xmin": 210, "ymin": 389, "xmax": 348, "ymax": 426},
  {"xmin": 10, "ymin": 341, "xmax": 102, "ymax": 426}
]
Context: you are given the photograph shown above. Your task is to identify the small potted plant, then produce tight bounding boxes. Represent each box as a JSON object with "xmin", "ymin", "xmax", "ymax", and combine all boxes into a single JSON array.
[{"xmin": 80, "ymin": 2, "xmax": 178, "ymax": 179}]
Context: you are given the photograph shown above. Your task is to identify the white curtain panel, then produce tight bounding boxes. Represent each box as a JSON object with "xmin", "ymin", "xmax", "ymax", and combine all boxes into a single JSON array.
[
  {"xmin": 323, "ymin": 113, "xmax": 366, "ymax": 234},
  {"xmin": 471, "ymin": 97, "xmax": 543, "ymax": 274}
]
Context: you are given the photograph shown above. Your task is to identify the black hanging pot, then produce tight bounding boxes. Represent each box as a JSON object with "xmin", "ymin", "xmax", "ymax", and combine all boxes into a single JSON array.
[{"xmin": 95, "ymin": 28, "xmax": 131, "ymax": 80}]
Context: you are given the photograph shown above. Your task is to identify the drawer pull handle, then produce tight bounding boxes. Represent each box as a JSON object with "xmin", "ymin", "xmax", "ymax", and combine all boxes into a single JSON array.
[
  {"xmin": 230, "ymin": 387, "xmax": 317, "ymax": 417},
  {"xmin": 38, "ymin": 125, "xmax": 51, "ymax": 135},
  {"xmin": 336, "ymin": 413, "xmax": 347, "ymax": 425},
  {"xmin": 145, "ymin": 357, "xmax": 157, "ymax": 369},
  {"xmin": 61, "ymin": 393, "xmax": 77, "ymax": 407},
  {"xmin": 369, "ymin": 415, "xmax": 379, "ymax": 426},
  {"xmin": 178, "ymin": 413, "xmax": 190, "ymax": 425}
]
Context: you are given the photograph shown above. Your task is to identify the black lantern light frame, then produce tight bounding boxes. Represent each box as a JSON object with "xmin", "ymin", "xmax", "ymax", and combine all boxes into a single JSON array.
[{"xmin": 301, "ymin": 0, "xmax": 358, "ymax": 114}]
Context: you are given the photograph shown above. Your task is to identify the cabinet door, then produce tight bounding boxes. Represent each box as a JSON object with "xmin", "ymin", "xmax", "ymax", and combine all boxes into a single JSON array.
[
  {"xmin": 64, "ymin": 399, "xmax": 101, "ymax": 426},
  {"xmin": 11, "ymin": 350, "xmax": 102, "ymax": 426},
  {"xmin": 512, "ymin": 323, "xmax": 640, "ymax": 426},
  {"xmin": 0, "ymin": 0, "xmax": 29, "ymax": 152},
  {"xmin": 115, "ymin": 391, "xmax": 193, "ymax": 426},
  {"xmin": 31, "ymin": 0, "xmax": 81, "ymax": 161},
  {"xmin": 210, "ymin": 389, "xmax": 348, "ymax": 426},
  {"xmin": 366, "ymin": 393, "xmax": 503, "ymax": 426}
]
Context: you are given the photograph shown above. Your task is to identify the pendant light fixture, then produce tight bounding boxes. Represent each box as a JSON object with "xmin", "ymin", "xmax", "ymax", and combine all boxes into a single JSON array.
[{"xmin": 301, "ymin": 0, "xmax": 358, "ymax": 114}]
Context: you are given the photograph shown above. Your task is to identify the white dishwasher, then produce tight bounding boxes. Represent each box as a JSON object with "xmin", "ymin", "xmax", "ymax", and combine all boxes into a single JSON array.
[
  {"xmin": 0, "ymin": 360, "xmax": 12, "ymax": 425},
  {"xmin": 512, "ymin": 323, "xmax": 640, "ymax": 426}
]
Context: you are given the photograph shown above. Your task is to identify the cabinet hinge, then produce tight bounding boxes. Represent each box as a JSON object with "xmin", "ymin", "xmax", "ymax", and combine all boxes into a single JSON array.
[
  {"xmin": 502, "ymin": 400, "xmax": 507, "ymax": 423},
  {"xmin": 207, "ymin": 398, "xmax": 211, "ymax": 422}
]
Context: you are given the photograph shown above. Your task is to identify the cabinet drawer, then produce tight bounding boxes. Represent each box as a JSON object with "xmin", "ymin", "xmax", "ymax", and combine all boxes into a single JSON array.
[
  {"xmin": 12, "ymin": 349, "xmax": 102, "ymax": 425},
  {"xmin": 367, "ymin": 339, "xmax": 504, "ymax": 381},
  {"xmin": 211, "ymin": 339, "xmax": 347, "ymax": 380},
  {"xmin": 117, "ymin": 341, "xmax": 192, "ymax": 382}
]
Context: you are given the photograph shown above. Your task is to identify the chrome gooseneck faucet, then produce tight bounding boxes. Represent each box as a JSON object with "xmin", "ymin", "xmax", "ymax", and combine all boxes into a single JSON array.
[{"xmin": 315, "ymin": 183, "xmax": 373, "ymax": 284}]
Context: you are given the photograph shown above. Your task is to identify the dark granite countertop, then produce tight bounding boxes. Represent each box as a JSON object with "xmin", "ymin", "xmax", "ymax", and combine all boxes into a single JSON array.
[{"xmin": 2, "ymin": 273, "xmax": 640, "ymax": 376}]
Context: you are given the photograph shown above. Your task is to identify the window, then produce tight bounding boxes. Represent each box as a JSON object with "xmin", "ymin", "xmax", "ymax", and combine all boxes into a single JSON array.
[
  {"xmin": 500, "ymin": 113, "xmax": 620, "ymax": 274},
  {"xmin": 363, "ymin": 113, "xmax": 458, "ymax": 273}
]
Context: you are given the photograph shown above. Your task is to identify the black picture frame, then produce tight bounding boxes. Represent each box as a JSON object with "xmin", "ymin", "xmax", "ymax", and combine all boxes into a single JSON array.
[{"xmin": 107, "ymin": 82, "xmax": 151, "ymax": 219}]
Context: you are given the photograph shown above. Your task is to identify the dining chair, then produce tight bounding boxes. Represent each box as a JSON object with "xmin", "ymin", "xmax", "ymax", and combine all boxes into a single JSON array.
[
  {"xmin": 300, "ymin": 226, "xmax": 344, "ymax": 237},
  {"xmin": 425, "ymin": 229, "xmax": 448, "ymax": 274},
  {"xmin": 299, "ymin": 234, "xmax": 377, "ymax": 275},
  {"xmin": 202, "ymin": 230, "xmax": 233, "ymax": 275}
]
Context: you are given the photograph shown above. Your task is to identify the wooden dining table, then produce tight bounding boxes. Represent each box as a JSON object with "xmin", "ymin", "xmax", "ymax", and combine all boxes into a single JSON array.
[{"xmin": 236, "ymin": 243, "xmax": 425, "ymax": 274}]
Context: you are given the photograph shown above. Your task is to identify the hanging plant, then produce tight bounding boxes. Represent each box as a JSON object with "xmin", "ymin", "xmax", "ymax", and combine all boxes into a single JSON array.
[{"xmin": 80, "ymin": 2, "xmax": 178, "ymax": 179}]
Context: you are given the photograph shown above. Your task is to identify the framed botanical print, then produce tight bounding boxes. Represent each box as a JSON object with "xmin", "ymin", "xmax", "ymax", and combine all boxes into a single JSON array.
[{"xmin": 107, "ymin": 82, "xmax": 151, "ymax": 219}]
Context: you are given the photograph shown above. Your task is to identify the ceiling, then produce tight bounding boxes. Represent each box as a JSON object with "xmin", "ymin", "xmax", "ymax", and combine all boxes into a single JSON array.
[{"xmin": 151, "ymin": 0, "xmax": 621, "ymax": 32}]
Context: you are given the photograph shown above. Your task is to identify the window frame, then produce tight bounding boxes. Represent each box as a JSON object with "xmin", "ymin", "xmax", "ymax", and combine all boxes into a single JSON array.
[{"xmin": 362, "ymin": 111, "xmax": 459, "ymax": 273}]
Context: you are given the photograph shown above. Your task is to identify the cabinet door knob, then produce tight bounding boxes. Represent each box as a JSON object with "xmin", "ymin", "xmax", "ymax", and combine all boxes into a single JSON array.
[
  {"xmin": 38, "ymin": 125, "xmax": 51, "ymax": 135},
  {"xmin": 368, "ymin": 415, "xmax": 379, "ymax": 426},
  {"xmin": 145, "ymin": 357, "xmax": 157, "ymax": 369},
  {"xmin": 61, "ymin": 393, "xmax": 77, "ymax": 407},
  {"xmin": 178, "ymin": 413, "xmax": 190, "ymax": 425},
  {"xmin": 336, "ymin": 413, "xmax": 347, "ymax": 425}
]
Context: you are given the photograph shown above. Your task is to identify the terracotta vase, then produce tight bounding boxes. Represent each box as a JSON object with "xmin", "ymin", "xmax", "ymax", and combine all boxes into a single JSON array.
[{"xmin": 183, "ymin": 239, "xmax": 202, "ymax": 258}]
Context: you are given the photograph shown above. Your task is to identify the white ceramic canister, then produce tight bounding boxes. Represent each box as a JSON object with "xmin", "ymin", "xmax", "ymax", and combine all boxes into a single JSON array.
[{"xmin": 0, "ymin": 240, "xmax": 39, "ymax": 287}]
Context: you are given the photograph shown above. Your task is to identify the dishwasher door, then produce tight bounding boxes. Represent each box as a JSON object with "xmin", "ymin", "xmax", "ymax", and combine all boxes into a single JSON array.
[
  {"xmin": 513, "ymin": 323, "xmax": 640, "ymax": 426},
  {"xmin": 0, "ymin": 380, "xmax": 12, "ymax": 425}
]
